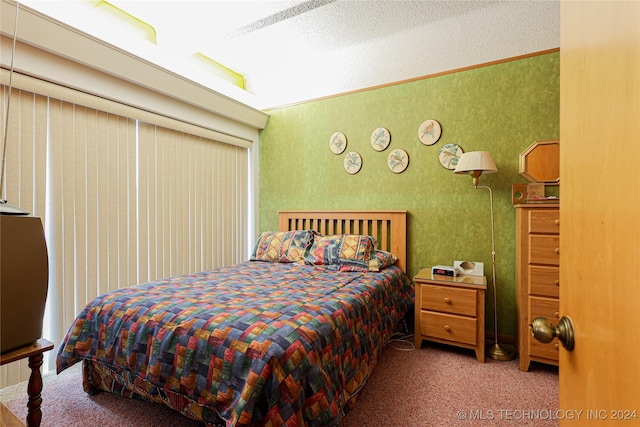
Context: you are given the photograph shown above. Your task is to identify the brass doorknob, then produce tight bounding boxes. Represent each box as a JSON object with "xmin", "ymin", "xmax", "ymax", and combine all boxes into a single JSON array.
[{"xmin": 529, "ymin": 316, "xmax": 575, "ymax": 351}]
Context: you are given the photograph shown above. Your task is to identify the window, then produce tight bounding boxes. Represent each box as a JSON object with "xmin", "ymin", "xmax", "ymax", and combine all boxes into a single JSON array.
[{"xmin": 1, "ymin": 80, "xmax": 249, "ymax": 382}]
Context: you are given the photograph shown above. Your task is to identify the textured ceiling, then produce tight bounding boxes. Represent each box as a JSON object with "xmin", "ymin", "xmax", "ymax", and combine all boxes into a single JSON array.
[{"xmin": 15, "ymin": 0, "xmax": 561, "ymax": 110}]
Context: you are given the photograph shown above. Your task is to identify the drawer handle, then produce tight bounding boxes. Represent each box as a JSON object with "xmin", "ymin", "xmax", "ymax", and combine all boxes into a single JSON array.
[
  {"xmin": 444, "ymin": 325, "xmax": 451, "ymax": 332},
  {"xmin": 554, "ymin": 312, "xmax": 560, "ymax": 318},
  {"xmin": 554, "ymin": 219, "xmax": 560, "ymax": 226},
  {"xmin": 444, "ymin": 297, "xmax": 451, "ymax": 304},
  {"xmin": 554, "ymin": 248, "xmax": 560, "ymax": 254},
  {"xmin": 554, "ymin": 280, "xmax": 560, "ymax": 286},
  {"xmin": 554, "ymin": 343, "xmax": 560, "ymax": 350}
]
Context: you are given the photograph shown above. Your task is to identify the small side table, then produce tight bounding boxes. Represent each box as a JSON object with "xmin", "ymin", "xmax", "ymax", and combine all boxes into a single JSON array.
[
  {"xmin": 414, "ymin": 270, "xmax": 487, "ymax": 362},
  {"xmin": 1, "ymin": 339, "xmax": 54, "ymax": 427}
]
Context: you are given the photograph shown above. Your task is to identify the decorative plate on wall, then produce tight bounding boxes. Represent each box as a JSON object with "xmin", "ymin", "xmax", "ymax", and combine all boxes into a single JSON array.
[
  {"xmin": 438, "ymin": 143, "xmax": 464, "ymax": 170},
  {"xmin": 387, "ymin": 148, "xmax": 409, "ymax": 173},
  {"xmin": 370, "ymin": 127, "xmax": 391, "ymax": 151},
  {"xmin": 418, "ymin": 119, "xmax": 442, "ymax": 146},
  {"xmin": 344, "ymin": 151, "xmax": 362, "ymax": 174},
  {"xmin": 329, "ymin": 131, "xmax": 347, "ymax": 154}
]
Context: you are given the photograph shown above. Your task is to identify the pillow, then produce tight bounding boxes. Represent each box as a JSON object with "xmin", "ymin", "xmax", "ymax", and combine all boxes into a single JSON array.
[
  {"xmin": 368, "ymin": 249, "xmax": 398, "ymax": 271},
  {"xmin": 250, "ymin": 230, "xmax": 316, "ymax": 264},
  {"xmin": 305, "ymin": 234, "xmax": 376, "ymax": 272}
]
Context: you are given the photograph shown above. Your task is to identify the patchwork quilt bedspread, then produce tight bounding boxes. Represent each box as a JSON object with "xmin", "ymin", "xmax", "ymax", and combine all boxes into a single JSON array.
[{"xmin": 56, "ymin": 261, "xmax": 414, "ymax": 426}]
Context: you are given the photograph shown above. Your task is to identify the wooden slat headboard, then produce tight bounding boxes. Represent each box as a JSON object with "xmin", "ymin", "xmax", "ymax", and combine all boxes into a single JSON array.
[{"xmin": 278, "ymin": 210, "xmax": 407, "ymax": 272}]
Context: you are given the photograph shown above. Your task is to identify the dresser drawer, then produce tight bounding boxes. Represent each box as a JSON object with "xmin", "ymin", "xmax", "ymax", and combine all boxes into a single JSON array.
[
  {"xmin": 530, "ymin": 333, "xmax": 560, "ymax": 361},
  {"xmin": 529, "ymin": 209, "xmax": 560, "ymax": 234},
  {"xmin": 529, "ymin": 235, "xmax": 560, "ymax": 265},
  {"xmin": 419, "ymin": 284, "xmax": 477, "ymax": 317},
  {"xmin": 529, "ymin": 296, "xmax": 559, "ymax": 321},
  {"xmin": 528, "ymin": 297, "xmax": 560, "ymax": 360},
  {"xmin": 419, "ymin": 311, "xmax": 477, "ymax": 345},
  {"xmin": 529, "ymin": 266, "xmax": 560, "ymax": 297}
]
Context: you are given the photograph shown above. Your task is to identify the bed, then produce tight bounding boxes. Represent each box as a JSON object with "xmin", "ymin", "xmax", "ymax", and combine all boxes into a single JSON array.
[{"xmin": 56, "ymin": 210, "xmax": 413, "ymax": 426}]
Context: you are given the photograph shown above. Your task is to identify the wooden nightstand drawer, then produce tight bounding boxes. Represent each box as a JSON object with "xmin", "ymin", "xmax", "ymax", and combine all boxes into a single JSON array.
[
  {"xmin": 529, "ymin": 209, "xmax": 560, "ymax": 234},
  {"xmin": 419, "ymin": 311, "xmax": 477, "ymax": 345},
  {"xmin": 419, "ymin": 284, "xmax": 477, "ymax": 317},
  {"xmin": 529, "ymin": 235, "xmax": 560, "ymax": 265},
  {"xmin": 529, "ymin": 266, "xmax": 560, "ymax": 297}
]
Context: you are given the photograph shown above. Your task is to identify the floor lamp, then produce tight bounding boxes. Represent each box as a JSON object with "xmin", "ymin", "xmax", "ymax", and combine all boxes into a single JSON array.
[{"xmin": 454, "ymin": 151, "xmax": 516, "ymax": 361}]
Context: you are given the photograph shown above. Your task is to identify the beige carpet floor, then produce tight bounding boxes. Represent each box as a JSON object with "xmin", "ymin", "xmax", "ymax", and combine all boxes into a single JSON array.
[{"xmin": 1, "ymin": 340, "xmax": 558, "ymax": 426}]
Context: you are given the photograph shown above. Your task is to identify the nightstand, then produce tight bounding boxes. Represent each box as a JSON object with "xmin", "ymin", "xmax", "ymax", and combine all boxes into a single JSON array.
[{"xmin": 413, "ymin": 269, "xmax": 487, "ymax": 362}]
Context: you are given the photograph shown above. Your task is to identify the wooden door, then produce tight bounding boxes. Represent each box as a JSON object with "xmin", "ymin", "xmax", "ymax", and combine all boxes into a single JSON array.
[{"xmin": 559, "ymin": 1, "xmax": 640, "ymax": 424}]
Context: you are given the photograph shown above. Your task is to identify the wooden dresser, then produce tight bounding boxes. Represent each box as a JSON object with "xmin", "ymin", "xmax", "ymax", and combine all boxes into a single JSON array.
[
  {"xmin": 515, "ymin": 203, "xmax": 560, "ymax": 371},
  {"xmin": 414, "ymin": 270, "xmax": 487, "ymax": 362}
]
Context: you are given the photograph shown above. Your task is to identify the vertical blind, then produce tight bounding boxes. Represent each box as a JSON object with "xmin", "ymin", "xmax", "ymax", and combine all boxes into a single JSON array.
[{"xmin": 1, "ymin": 83, "xmax": 249, "ymax": 387}]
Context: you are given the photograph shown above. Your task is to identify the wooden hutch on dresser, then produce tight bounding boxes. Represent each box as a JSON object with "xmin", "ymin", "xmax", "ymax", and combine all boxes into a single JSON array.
[{"xmin": 515, "ymin": 203, "xmax": 560, "ymax": 371}]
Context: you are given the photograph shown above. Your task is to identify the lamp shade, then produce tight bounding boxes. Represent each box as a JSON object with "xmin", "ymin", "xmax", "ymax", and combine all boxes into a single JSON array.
[{"xmin": 454, "ymin": 151, "xmax": 498, "ymax": 175}]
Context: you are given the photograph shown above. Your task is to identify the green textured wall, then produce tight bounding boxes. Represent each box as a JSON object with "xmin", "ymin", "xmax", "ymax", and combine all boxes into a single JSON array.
[{"xmin": 258, "ymin": 52, "xmax": 559, "ymax": 338}]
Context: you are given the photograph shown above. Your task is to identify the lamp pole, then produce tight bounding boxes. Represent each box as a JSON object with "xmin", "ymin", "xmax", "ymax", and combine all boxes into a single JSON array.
[{"xmin": 477, "ymin": 184, "xmax": 515, "ymax": 361}]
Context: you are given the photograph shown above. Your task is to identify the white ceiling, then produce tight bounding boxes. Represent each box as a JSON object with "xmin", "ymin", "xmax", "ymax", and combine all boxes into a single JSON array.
[{"xmin": 14, "ymin": 0, "xmax": 560, "ymax": 110}]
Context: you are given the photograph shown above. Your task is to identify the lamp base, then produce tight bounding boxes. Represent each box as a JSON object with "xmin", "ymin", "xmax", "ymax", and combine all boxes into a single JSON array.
[{"xmin": 487, "ymin": 343, "xmax": 517, "ymax": 361}]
